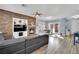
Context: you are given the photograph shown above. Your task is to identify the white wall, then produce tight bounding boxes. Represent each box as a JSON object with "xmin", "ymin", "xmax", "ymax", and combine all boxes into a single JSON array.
[
  {"xmin": 48, "ymin": 21, "xmax": 61, "ymax": 34},
  {"xmin": 60, "ymin": 19, "xmax": 72, "ymax": 36},
  {"xmin": 47, "ymin": 19, "xmax": 72, "ymax": 36},
  {"xmin": 71, "ymin": 19, "xmax": 79, "ymax": 34},
  {"xmin": 36, "ymin": 19, "xmax": 46, "ymax": 34}
]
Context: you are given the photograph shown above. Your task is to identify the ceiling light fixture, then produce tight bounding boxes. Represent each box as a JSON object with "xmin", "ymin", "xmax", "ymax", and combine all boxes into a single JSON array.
[
  {"xmin": 71, "ymin": 15, "xmax": 79, "ymax": 19},
  {"xmin": 32, "ymin": 12, "xmax": 43, "ymax": 17}
]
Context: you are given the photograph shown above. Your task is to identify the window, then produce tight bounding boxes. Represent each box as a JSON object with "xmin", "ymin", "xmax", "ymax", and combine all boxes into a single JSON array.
[
  {"xmin": 55, "ymin": 24, "xmax": 58, "ymax": 32},
  {"xmin": 51, "ymin": 24, "xmax": 53, "ymax": 30}
]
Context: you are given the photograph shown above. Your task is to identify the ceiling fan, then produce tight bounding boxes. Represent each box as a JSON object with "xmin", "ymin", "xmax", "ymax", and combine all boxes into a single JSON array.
[{"xmin": 32, "ymin": 11, "xmax": 43, "ymax": 17}]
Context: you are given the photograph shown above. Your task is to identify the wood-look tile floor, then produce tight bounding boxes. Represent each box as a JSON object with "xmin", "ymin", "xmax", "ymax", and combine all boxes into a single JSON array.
[
  {"xmin": 32, "ymin": 35, "xmax": 79, "ymax": 54},
  {"xmin": 31, "ymin": 45, "xmax": 48, "ymax": 54}
]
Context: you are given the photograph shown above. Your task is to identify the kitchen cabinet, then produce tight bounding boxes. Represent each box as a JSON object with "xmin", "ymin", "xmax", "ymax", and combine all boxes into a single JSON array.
[{"xmin": 0, "ymin": 35, "xmax": 48, "ymax": 54}]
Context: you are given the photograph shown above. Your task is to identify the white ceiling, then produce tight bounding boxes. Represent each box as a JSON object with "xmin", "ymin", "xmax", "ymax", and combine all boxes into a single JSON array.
[{"xmin": 0, "ymin": 4, "xmax": 79, "ymax": 20}]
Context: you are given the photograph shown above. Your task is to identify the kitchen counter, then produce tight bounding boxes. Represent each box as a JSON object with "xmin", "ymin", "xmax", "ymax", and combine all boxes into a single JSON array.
[
  {"xmin": 0, "ymin": 35, "xmax": 44, "ymax": 46},
  {"xmin": 0, "ymin": 34, "xmax": 48, "ymax": 54}
]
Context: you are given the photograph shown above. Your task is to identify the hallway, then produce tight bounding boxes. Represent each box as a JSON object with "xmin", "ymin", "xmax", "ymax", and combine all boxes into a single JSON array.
[{"xmin": 32, "ymin": 35, "xmax": 79, "ymax": 54}]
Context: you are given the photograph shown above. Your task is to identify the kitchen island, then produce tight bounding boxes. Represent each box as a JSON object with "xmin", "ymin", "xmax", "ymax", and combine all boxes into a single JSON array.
[{"xmin": 0, "ymin": 34, "xmax": 48, "ymax": 54}]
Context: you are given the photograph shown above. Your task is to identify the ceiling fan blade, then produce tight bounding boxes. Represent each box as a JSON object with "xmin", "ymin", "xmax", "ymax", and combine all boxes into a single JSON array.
[{"xmin": 31, "ymin": 11, "xmax": 45, "ymax": 17}]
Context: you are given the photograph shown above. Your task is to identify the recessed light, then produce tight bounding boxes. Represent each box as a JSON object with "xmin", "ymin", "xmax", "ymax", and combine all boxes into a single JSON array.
[{"xmin": 46, "ymin": 16, "xmax": 52, "ymax": 19}]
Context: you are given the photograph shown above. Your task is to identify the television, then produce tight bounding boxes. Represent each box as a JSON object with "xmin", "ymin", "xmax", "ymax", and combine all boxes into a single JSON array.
[{"xmin": 14, "ymin": 25, "xmax": 27, "ymax": 32}]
